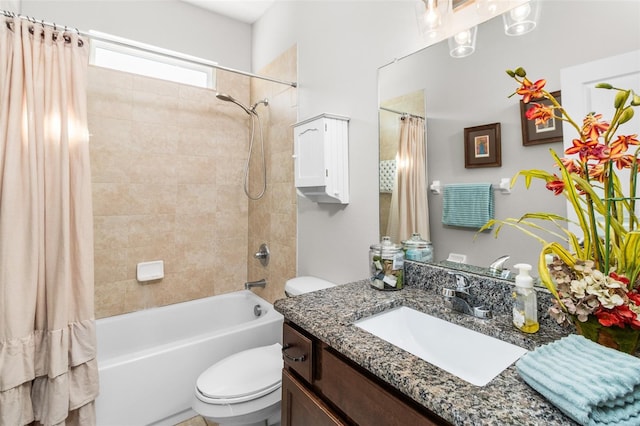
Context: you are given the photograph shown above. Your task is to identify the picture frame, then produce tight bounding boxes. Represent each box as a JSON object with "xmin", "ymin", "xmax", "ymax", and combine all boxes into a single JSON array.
[
  {"xmin": 464, "ymin": 123, "xmax": 501, "ymax": 168},
  {"xmin": 520, "ymin": 90, "xmax": 563, "ymax": 146}
]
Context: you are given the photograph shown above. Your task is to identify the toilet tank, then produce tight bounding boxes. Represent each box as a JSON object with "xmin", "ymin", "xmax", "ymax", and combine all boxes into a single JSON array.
[{"xmin": 285, "ymin": 276, "xmax": 336, "ymax": 297}]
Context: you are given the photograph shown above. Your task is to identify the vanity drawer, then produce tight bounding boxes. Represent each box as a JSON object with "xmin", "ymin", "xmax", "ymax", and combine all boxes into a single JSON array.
[
  {"xmin": 283, "ymin": 322, "xmax": 313, "ymax": 383},
  {"xmin": 320, "ymin": 346, "xmax": 445, "ymax": 426}
]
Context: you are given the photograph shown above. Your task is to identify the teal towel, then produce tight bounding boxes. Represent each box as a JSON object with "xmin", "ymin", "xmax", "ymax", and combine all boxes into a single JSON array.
[
  {"xmin": 442, "ymin": 183, "xmax": 494, "ymax": 229},
  {"xmin": 516, "ymin": 334, "xmax": 640, "ymax": 425}
]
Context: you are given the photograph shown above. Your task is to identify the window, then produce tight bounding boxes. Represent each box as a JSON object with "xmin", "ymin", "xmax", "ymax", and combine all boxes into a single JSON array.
[{"xmin": 89, "ymin": 31, "xmax": 216, "ymax": 89}]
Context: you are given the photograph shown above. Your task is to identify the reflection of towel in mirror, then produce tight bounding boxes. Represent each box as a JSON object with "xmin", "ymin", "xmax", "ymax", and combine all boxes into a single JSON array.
[
  {"xmin": 379, "ymin": 159, "xmax": 396, "ymax": 193},
  {"xmin": 442, "ymin": 183, "xmax": 494, "ymax": 229},
  {"xmin": 516, "ymin": 334, "xmax": 640, "ymax": 426}
]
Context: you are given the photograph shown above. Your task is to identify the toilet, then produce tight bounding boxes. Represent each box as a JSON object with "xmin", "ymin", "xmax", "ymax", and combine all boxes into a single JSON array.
[{"xmin": 192, "ymin": 276, "xmax": 336, "ymax": 426}]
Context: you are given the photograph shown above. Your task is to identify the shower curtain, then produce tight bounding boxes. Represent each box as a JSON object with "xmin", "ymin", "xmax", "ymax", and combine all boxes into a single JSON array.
[
  {"xmin": 387, "ymin": 116, "xmax": 430, "ymax": 243},
  {"xmin": 0, "ymin": 17, "xmax": 98, "ymax": 425}
]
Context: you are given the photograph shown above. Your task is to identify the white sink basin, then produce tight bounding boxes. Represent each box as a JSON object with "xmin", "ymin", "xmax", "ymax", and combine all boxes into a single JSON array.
[{"xmin": 354, "ymin": 306, "xmax": 527, "ymax": 386}]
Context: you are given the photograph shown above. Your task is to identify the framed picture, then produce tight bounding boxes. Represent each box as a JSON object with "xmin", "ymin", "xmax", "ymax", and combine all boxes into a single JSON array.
[
  {"xmin": 464, "ymin": 123, "xmax": 501, "ymax": 168},
  {"xmin": 453, "ymin": 0, "xmax": 475, "ymax": 11},
  {"xmin": 520, "ymin": 90, "xmax": 563, "ymax": 146}
]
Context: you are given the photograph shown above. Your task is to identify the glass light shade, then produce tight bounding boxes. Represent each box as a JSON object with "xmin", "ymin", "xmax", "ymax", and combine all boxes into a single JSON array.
[
  {"xmin": 503, "ymin": 0, "xmax": 540, "ymax": 36},
  {"xmin": 448, "ymin": 26, "xmax": 477, "ymax": 58},
  {"xmin": 415, "ymin": 0, "xmax": 451, "ymax": 40}
]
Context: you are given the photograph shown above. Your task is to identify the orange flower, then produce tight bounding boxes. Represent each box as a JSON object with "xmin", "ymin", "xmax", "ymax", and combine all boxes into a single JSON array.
[
  {"xmin": 588, "ymin": 163, "xmax": 607, "ymax": 183},
  {"xmin": 581, "ymin": 113, "xmax": 610, "ymax": 141},
  {"xmin": 610, "ymin": 134, "xmax": 639, "ymax": 155},
  {"xmin": 516, "ymin": 78, "xmax": 546, "ymax": 103},
  {"xmin": 611, "ymin": 153, "xmax": 636, "ymax": 170},
  {"xmin": 525, "ymin": 103, "xmax": 554, "ymax": 125},
  {"xmin": 559, "ymin": 157, "xmax": 581, "ymax": 174}
]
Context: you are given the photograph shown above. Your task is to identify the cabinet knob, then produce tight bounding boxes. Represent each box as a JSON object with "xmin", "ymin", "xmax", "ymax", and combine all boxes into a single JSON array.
[{"xmin": 282, "ymin": 344, "xmax": 307, "ymax": 362}]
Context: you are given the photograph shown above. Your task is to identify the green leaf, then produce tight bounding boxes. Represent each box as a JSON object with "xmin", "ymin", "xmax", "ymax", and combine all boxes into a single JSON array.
[{"xmin": 622, "ymin": 231, "xmax": 640, "ymax": 287}]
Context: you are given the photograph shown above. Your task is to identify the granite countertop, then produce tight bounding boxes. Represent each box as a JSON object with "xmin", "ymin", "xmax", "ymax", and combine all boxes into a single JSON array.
[{"xmin": 274, "ymin": 280, "xmax": 578, "ymax": 426}]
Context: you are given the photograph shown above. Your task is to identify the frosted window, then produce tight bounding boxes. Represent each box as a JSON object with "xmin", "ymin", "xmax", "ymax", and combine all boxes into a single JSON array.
[{"xmin": 89, "ymin": 32, "xmax": 216, "ymax": 89}]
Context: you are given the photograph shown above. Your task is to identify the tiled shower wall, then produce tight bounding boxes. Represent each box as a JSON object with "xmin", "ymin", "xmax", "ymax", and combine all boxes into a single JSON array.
[
  {"xmin": 89, "ymin": 46, "xmax": 297, "ymax": 318},
  {"xmin": 247, "ymin": 45, "xmax": 298, "ymax": 304}
]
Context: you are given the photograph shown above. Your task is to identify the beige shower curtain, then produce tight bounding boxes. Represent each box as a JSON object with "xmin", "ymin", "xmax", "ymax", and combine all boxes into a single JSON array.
[
  {"xmin": 0, "ymin": 17, "xmax": 98, "ymax": 426},
  {"xmin": 387, "ymin": 116, "xmax": 430, "ymax": 243}
]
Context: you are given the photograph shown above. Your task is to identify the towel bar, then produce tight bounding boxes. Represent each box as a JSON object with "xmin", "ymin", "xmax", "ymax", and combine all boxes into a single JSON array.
[{"xmin": 430, "ymin": 178, "xmax": 511, "ymax": 195}]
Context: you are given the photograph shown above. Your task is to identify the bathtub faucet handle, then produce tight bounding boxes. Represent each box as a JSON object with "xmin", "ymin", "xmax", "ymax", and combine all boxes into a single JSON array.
[
  {"xmin": 254, "ymin": 243, "xmax": 270, "ymax": 266},
  {"xmin": 245, "ymin": 279, "xmax": 267, "ymax": 290}
]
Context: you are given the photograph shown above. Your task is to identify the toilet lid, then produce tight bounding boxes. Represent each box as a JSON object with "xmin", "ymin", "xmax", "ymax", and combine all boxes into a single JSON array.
[
  {"xmin": 285, "ymin": 276, "xmax": 335, "ymax": 296},
  {"xmin": 196, "ymin": 343, "xmax": 283, "ymax": 403}
]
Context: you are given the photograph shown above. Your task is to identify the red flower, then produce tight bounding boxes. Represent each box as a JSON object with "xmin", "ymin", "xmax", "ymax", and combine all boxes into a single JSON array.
[
  {"xmin": 610, "ymin": 272, "xmax": 631, "ymax": 286},
  {"xmin": 517, "ymin": 78, "xmax": 546, "ymax": 103},
  {"xmin": 595, "ymin": 305, "xmax": 640, "ymax": 329},
  {"xmin": 627, "ymin": 291, "xmax": 640, "ymax": 305},
  {"xmin": 545, "ymin": 176, "xmax": 565, "ymax": 195}
]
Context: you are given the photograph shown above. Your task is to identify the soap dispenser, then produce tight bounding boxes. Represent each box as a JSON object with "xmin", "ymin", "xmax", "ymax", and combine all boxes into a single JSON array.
[{"xmin": 512, "ymin": 263, "xmax": 539, "ymax": 333}]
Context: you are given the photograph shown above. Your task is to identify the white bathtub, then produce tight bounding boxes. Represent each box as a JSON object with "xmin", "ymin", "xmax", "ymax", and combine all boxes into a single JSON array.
[{"xmin": 95, "ymin": 290, "xmax": 284, "ymax": 426}]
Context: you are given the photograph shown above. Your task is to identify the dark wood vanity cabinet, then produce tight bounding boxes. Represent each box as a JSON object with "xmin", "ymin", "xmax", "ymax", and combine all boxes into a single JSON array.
[{"xmin": 281, "ymin": 321, "xmax": 449, "ymax": 426}]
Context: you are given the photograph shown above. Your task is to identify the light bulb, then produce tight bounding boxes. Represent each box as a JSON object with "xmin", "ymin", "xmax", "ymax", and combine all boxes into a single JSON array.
[
  {"xmin": 454, "ymin": 30, "xmax": 470, "ymax": 44},
  {"xmin": 423, "ymin": 0, "xmax": 441, "ymax": 31},
  {"xmin": 509, "ymin": 2, "xmax": 531, "ymax": 22}
]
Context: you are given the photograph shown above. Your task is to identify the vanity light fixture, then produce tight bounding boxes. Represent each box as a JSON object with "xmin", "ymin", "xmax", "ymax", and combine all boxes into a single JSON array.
[
  {"xmin": 448, "ymin": 26, "xmax": 477, "ymax": 58},
  {"xmin": 502, "ymin": 0, "xmax": 540, "ymax": 36}
]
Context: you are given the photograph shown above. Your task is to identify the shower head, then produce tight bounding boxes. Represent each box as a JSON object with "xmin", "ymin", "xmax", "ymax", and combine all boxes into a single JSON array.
[{"xmin": 216, "ymin": 92, "xmax": 252, "ymax": 115}]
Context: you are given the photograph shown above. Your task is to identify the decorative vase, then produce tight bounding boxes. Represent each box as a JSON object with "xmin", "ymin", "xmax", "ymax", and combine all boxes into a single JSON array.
[{"xmin": 573, "ymin": 316, "xmax": 640, "ymax": 354}]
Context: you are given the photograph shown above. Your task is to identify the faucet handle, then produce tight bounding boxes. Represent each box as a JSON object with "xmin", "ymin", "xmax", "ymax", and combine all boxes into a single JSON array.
[{"xmin": 448, "ymin": 272, "xmax": 470, "ymax": 292}]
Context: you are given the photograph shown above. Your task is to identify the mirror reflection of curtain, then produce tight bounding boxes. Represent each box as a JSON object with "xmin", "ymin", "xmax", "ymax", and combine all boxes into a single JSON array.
[
  {"xmin": 0, "ymin": 17, "xmax": 98, "ymax": 425},
  {"xmin": 386, "ymin": 116, "xmax": 429, "ymax": 243}
]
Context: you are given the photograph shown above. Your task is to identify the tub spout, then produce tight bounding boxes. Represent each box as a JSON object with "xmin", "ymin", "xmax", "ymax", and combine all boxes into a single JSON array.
[{"xmin": 245, "ymin": 279, "xmax": 267, "ymax": 290}]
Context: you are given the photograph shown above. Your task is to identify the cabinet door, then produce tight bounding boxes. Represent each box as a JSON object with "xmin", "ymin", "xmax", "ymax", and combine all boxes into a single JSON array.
[
  {"xmin": 294, "ymin": 118, "xmax": 326, "ymax": 187},
  {"xmin": 282, "ymin": 369, "xmax": 346, "ymax": 426},
  {"xmin": 320, "ymin": 347, "xmax": 444, "ymax": 426}
]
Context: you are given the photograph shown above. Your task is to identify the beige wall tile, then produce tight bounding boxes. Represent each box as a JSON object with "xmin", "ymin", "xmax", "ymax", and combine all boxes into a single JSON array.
[{"xmin": 90, "ymin": 51, "xmax": 296, "ymax": 317}]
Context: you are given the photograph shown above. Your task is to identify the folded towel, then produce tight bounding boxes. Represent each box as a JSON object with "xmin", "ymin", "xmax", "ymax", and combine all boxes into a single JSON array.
[
  {"xmin": 442, "ymin": 183, "xmax": 494, "ymax": 229},
  {"xmin": 516, "ymin": 334, "xmax": 640, "ymax": 425}
]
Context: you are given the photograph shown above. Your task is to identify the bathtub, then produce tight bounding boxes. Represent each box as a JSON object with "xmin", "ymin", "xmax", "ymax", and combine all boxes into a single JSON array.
[{"xmin": 95, "ymin": 290, "xmax": 284, "ymax": 426}]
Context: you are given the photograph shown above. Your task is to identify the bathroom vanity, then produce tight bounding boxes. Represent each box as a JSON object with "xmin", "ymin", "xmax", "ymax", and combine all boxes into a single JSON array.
[
  {"xmin": 281, "ymin": 321, "xmax": 445, "ymax": 425},
  {"xmin": 274, "ymin": 263, "xmax": 579, "ymax": 425}
]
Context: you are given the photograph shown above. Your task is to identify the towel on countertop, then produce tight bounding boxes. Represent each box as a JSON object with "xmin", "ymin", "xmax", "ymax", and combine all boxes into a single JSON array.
[
  {"xmin": 516, "ymin": 334, "xmax": 640, "ymax": 426},
  {"xmin": 442, "ymin": 183, "xmax": 494, "ymax": 229}
]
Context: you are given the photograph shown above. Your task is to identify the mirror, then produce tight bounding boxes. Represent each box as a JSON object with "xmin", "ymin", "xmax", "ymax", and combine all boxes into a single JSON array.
[{"xmin": 378, "ymin": 0, "xmax": 640, "ymax": 280}]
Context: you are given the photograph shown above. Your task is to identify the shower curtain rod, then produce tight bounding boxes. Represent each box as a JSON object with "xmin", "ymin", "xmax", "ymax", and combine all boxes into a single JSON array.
[
  {"xmin": 1, "ymin": 9, "xmax": 298, "ymax": 88},
  {"xmin": 379, "ymin": 106, "xmax": 424, "ymax": 120}
]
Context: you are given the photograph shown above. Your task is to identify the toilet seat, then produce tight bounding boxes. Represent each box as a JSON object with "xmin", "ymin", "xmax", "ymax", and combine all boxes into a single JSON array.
[{"xmin": 196, "ymin": 343, "xmax": 283, "ymax": 404}]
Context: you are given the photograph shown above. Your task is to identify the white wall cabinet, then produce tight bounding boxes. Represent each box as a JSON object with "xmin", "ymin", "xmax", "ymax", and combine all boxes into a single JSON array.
[{"xmin": 294, "ymin": 113, "xmax": 349, "ymax": 204}]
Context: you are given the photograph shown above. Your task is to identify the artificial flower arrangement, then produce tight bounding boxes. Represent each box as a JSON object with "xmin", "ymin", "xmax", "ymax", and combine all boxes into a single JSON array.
[{"xmin": 481, "ymin": 66, "xmax": 640, "ymax": 352}]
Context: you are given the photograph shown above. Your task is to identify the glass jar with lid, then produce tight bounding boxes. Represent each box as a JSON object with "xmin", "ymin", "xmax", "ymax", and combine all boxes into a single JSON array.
[
  {"xmin": 402, "ymin": 233, "xmax": 433, "ymax": 262},
  {"xmin": 369, "ymin": 236, "xmax": 404, "ymax": 291}
]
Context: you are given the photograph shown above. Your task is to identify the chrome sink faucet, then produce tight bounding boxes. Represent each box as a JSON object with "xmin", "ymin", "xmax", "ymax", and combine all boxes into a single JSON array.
[
  {"xmin": 488, "ymin": 255, "xmax": 511, "ymax": 279},
  {"xmin": 441, "ymin": 273, "xmax": 492, "ymax": 319}
]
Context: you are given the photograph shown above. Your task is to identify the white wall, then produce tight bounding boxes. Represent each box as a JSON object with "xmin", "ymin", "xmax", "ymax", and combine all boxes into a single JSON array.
[
  {"xmin": 254, "ymin": 1, "xmax": 423, "ymax": 283},
  {"xmin": 19, "ymin": 0, "xmax": 252, "ymax": 71},
  {"xmin": 253, "ymin": 0, "xmax": 640, "ymax": 283},
  {"xmin": 0, "ymin": 0, "xmax": 20, "ymax": 12}
]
